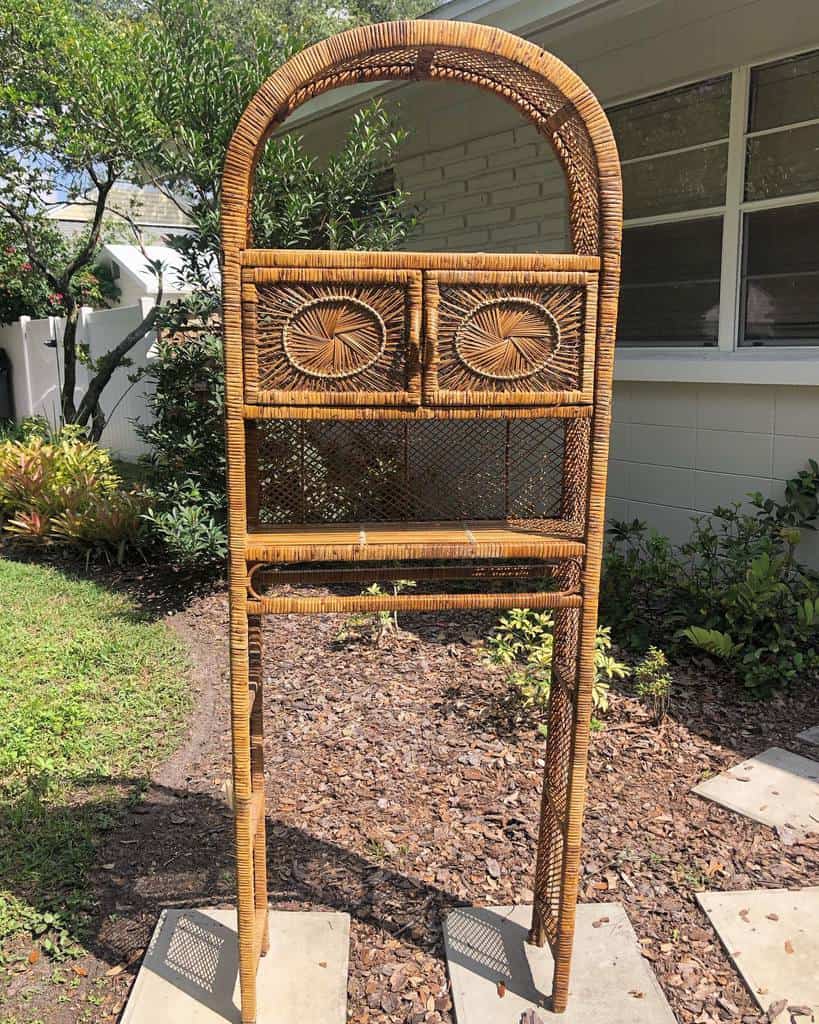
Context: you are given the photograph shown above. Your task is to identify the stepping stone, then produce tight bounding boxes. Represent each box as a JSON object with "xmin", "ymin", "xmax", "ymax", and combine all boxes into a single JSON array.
[
  {"xmin": 693, "ymin": 747, "xmax": 819, "ymax": 839},
  {"xmin": 697, "ymin": 888, "xmax": 819, "ymax": 1016},
  {"xmin": 121, "ymin": 907, "xmax": 350, "ymax": 1024},
  {"xmin": 443, "ymin": 903, "xmax": 675, "ymax": 1024},
  {"xmin": 797, "ymin": 725, "xmax": 819, "ymax": 746}
]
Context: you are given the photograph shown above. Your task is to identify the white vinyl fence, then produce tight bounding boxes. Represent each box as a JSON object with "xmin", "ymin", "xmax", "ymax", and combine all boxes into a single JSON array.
[{"xmin": 0, "ymin": 300, "xmax": 157, "ymax": 461}]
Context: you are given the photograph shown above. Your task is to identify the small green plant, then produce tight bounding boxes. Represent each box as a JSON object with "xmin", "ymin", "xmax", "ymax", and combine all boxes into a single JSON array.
[
  {"xmin": 487, "ymin": 609, "xmax": 629, "ymax": 733},
  {"xmin": 142, "ymin": 482, "xmax": 228, "ymax": 564},
  {"xmin": 362, "ymin": 579, "xmax": 417, "ymax": 642},
  {"xmin": 633, "ymin": 646, "xmax": 672, "ymax": 721}
]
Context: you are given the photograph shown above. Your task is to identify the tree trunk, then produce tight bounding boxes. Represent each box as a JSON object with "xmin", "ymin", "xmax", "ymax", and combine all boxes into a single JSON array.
[{"xmin": 60, "ymin": 302, "xmax": 80, "ymax": 423}]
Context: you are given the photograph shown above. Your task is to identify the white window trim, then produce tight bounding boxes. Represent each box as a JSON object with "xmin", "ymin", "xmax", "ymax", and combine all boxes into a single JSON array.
[{"xmin": 614, "ymin": 53, "xmax": 819, "ymax": 387}]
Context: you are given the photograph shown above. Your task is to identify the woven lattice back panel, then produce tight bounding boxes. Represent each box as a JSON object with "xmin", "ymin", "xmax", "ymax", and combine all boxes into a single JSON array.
[{"xmin": 248, "ymin": 417, "xmax": 589, "ymax": 527}]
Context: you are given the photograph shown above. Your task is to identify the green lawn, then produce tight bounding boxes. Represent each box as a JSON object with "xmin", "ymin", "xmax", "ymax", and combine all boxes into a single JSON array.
[{"xmin": 0, "ymin": 558, "xmax": 190, "ymax": 959}]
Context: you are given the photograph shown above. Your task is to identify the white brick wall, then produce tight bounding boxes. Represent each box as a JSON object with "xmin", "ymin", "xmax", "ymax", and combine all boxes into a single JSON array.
[{"xmin": 397, "ymin": 122, "xmax": 568, "ymax": 253}]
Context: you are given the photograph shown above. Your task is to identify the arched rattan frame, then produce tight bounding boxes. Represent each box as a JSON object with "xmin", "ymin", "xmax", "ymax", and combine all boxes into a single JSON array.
[{"xmin": 221, "ymin": 20, "xmax": 622, "ymax": 1023}]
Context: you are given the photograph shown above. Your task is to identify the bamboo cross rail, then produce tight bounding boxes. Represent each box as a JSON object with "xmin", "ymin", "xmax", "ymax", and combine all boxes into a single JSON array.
[{"xmin": 220, "ymin": 19, "xmax": 622, "ymax": 1022}]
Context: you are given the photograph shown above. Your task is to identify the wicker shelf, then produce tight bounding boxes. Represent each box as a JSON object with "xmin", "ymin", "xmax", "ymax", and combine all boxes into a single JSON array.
[{"xmin": 244, "ymin": 520, "xmax": 586, "ymax": 563}]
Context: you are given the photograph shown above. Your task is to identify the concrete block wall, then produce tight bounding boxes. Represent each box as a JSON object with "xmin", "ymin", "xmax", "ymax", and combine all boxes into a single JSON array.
[{"xmin": 608, "ymin": 383, "xmax": 819, "ymax": 565}]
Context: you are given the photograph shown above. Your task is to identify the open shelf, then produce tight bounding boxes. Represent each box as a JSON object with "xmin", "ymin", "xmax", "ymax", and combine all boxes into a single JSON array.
[{"xmin": 244, "ymin": 519, "xmax": 585, "ymax": 563}]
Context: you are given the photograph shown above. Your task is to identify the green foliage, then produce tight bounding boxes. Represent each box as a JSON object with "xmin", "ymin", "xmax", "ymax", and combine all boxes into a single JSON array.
[
  {"xmin": 0, "ymin": 221, "xmax": 114, "ymax": 324},
  {"xmin": 602, "ymin": 462, "xmax": 819, "ymax": 695},
  {"xmin": 135, "ymin": 331, "xmax": 227, "ymax": 565},
  {"xmin": 633, "ymin": 646, "xmax": 672, "ymax": 721},
  {"xmin": 251, "ymin": 102, "xmax": 416, "ymax": 254},
  {"xmin": 142, "ymin": 487, "xmax": 229, "ymax": 565},
  {"xmin": 750, "ymin": 459, "xmax": 818, "ymax": 530},
  {"xmin": 0, "ymin": 0, "xmax": 158, "ymax": 431},
  {"xmin": 140, "ymin": 0, "xmax": 420, "ymax": 248},
  {"xmin": 487, "ymin": 609, "xmax": 629, "ymax": 733},
  {"xmin": 0, "ymin": 559, "xmax": 190, "ymax": 955},
  {"xmin": 0, "ymin": 426, "xmax": 144, "ymax": 560}
]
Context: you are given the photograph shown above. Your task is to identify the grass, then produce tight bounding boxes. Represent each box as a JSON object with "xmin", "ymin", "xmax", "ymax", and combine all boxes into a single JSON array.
[{"xmin": 0, "ymin": 557, "xmax": 191, "ymax": 961}]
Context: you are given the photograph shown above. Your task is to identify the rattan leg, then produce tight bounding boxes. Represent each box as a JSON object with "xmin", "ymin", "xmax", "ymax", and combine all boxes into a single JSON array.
[
  {"xmin": 230, "ymin": 604, "xmax": 258, "ymax": 1024},
  {"xmin": 549, "ymin": 599, "xmax": 597, "ymax": 1013},
  {"xmin": 529, "ymin": 608, "xmax": 577, "ymax": 952},
  {"xmin": 248, "ymin": 614, "xmax": 270, "ymax": 956}
]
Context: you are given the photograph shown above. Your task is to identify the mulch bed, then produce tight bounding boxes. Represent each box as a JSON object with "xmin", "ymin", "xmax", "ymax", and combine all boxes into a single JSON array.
[{"xmin": 3, "ymin": 572, "xmax": 818, "ymax": 1024}]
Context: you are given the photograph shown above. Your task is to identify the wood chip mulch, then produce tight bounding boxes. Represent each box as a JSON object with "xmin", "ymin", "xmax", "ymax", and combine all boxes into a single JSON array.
[{"xmin": 5, "ymin": 579, "xmax": 818, "ymax": 1024}]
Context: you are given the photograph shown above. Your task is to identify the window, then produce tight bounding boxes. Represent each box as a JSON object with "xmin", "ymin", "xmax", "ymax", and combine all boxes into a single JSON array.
[
  {"xmin": 609, "ymin": 77, "xmax": 730, "ymax": 346},
  {"xmin": 740, "ymin": 50, "xmax": 819, "ymax": 345},
  {"xmin": 610, "ymin": 49, "xmax": 819, "ymax": 350},
  {"xmin": 619, "ymin": 219, "xmax": 722, "ymax": 345}
]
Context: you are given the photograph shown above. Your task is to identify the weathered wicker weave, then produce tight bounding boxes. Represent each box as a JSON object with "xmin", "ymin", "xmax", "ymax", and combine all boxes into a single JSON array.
[{"xmin": 220, "ymin": 19, "xmax": 621, "ymax": 1022}]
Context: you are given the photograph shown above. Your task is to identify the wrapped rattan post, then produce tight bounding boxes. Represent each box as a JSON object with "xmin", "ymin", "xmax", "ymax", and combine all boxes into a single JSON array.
[{"xmin": 221, "ymin": 20, "xmax": 621, "ymax": 1023}]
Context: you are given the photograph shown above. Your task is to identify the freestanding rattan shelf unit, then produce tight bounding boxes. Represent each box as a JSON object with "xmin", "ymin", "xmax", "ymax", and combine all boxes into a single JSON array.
[{"xmin": 220, "ymin": 20, "xmax": 622, "ymax": 1023}]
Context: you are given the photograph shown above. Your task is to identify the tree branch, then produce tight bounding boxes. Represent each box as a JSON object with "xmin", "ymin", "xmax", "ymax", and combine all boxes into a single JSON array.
[{"xmin": 59, "ymin": 165, "xmax": 116, "ymax": 287}]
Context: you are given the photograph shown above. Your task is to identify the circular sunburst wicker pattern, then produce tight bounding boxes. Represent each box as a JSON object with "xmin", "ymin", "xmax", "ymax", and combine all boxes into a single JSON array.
[
  {"xmin": 283, "ymin": 295, "xmax": 387, "ymax": 380},
  {"xmin": 454, "ymin": 297, "xmax": 560, "ymax": 381}
]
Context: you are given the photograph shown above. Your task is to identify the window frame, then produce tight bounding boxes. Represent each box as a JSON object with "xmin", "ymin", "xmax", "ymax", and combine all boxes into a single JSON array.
[{"xmin": 611, "ymin": 48, "xmax": 819, "ymax": 384}]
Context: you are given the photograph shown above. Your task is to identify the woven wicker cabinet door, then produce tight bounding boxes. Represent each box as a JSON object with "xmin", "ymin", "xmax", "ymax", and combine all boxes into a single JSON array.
[
  {"xmin": 423, "ymin": 269, "xmax": 597, "ymax": 407},
  {"xmin": 243, "ymin": 266, "xmax": 423, "ymax": 406}
]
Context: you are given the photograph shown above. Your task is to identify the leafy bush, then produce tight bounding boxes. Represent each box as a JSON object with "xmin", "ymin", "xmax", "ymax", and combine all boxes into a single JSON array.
[
  {"xmin": 633, "ymin": 646, "xmax": 672, "ymax": 721},
  {"xmin": 601, "ymin": 461, "xmax": 819, "ymax": 695},
  {"xmin": 487, "ymin": 609, "xmax": 629, "ymax": 732},
  {"xmin": 136, "ymin": 330, "xmax": 227, "ymax": 565},
  {"xmin": 0, "ymin": 425, "xmax": 143, "ymax": 560}
]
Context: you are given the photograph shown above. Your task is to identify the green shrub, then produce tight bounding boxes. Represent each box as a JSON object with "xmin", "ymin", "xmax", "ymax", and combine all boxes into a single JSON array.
[
  {"xmin": 0, "ymin": 425, "xmax": 143, "ymax": 560},
  {"xmin": 487, "ymin": 609, "xmax": 629, "ymax": 733},
  {"xmin": 136, "ymin": 330, "xmax": 227, "ymax": 565},
  {"xmin": 601, "ymin": 461, "xmax": 819, "ymax": 695},
  {"xmin": 633, "ymin": 646, "xmax": 672, "ymax": 721}
]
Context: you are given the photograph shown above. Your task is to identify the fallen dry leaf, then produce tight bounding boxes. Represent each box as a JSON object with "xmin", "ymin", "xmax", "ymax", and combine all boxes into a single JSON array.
[
  {"xmin": 784, "ymin": 939, "xmax": 795, "ymax": 954},
  {"xmin": 496, "ymin": 980, "xmax": 506, "ymax": 998},
  {"xmin": 592, "ymin": 916, "xmax": 610, "ymax": 929},
  {"xmin": 27, "ymin": 949, "xmax": 40, "ymax": 965}
]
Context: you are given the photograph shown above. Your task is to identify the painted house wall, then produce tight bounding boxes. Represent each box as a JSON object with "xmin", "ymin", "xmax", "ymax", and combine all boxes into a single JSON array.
[{"xmin": 292, "ymin": 0, "xmax": 819, "ymax": 564}]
